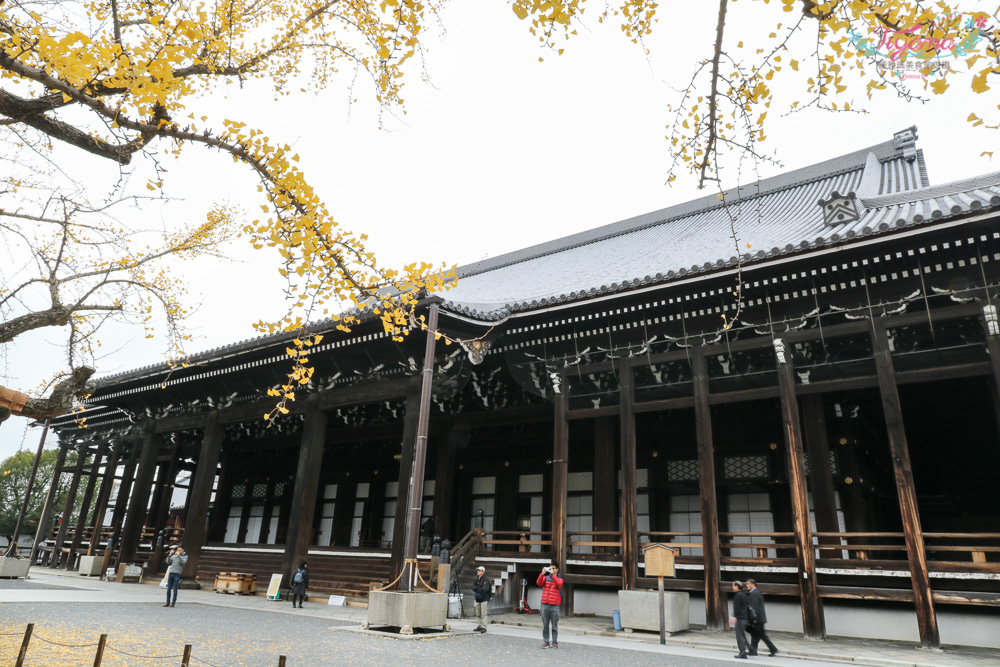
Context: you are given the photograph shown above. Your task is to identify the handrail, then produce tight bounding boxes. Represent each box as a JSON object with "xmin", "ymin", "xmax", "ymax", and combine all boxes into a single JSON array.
[
  {"xmin": 449, "ymin": 528, "xmax": 482, "ymax": 573},
  {"xmin": 481, "ymin": 529, "xmax": 552, "ymax": 553}
]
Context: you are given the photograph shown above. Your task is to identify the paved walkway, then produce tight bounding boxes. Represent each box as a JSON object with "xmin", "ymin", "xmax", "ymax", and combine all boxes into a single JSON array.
[{"xmin": 2, "ymin": 567, "xmax": 996, "ymax": 666}]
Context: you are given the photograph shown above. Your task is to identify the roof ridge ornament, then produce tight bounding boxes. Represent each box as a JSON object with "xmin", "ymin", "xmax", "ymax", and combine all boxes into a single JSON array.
[
  {"xmin": 855, "ymin": 151, "xmax": 881, "ymax": 199},
  {"xmin": 817, "ymin": 190, "xmax": 860, "ymax": 227},
  {"xmin": 893, "ymin": 126, "xmax": 919, "ymax": 162}
]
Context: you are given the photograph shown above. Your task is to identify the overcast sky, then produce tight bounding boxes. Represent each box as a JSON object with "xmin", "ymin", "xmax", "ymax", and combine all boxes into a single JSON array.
[{"xmin": 2, "ymin": 1, "xmax": 997, "ymax": 461}]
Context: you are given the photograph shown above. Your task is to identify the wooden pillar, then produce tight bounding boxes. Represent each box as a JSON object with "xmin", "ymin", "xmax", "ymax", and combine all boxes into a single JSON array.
[
  {"xmin": 433, "ymin": 427, "xmax": 464, "ymax": 541},
  {"xmin": 181, "ymin": 412, "xmax": 224, "ymax": 580},
  {"xmin": 592, "ymin": 418, "xmax": 617, "ymax": 547},
  {"xmin": 282, "ymin": 397, "xmax": 328, "ymax": 576},
  {"xmin": 50, "ymin": 448, "xmax": 85, "ymax": 569},
  {"xmin": 108, "ymin": 442, "xmax": 140, "ymax": 543},
  {"xmin": 65, "ymin": 446, "xmax": 106, "ymax": 567},
  {"xmin": 147, "ymin": 440, "xmax": 181, "ymax": 539},
  {"xmin": 365, "ymin": 478, "xmax": 387, "ymax": 546},
  {"xmin": 802, "ymin": 395, "xmax": 841, "ymax": 557},
  {"xmin": 86, "ymin": 442, "xmax": 123, "ymax": 556},
  {"xmin": 774, "ymin": 340, "xmax": 825, "ymax": 639},
  {"xmin": 150, "ymin": 441, "xmax": 182, "ymax": 538},
  {"xmin": 982, "ymin": 305, "xmax": 1000, "ymax": 440},
  {"xmin": 333, "ymin": 479, "xmax": 356, "ymax": 547},
  {"xmin": 871, "ymin": 322, "xmax": 940, "ymax": 649},
  {"xmin": 391, "ymin": 377, "xmax": 423, "ymax": 577},
  {"xmin": 206, "ymin": 444, "xmax": 233, "ymax": 543},
  {"xmin": 119, "ymin": 425, "xmax": 160, "ymax": 563},
  {"xmin": 552, "ymin": 373, "xmax": 569, "ymax": 571},
  {"xmin": 618, "ymin": 359, "xmax": 638, "ymax": 591},
  {"xmin": 495, "ymin": 469, "xmax": 519, "ymax": 535},
  {"xmin": 145, "ymin": 463, "xmax": 168, "ymax": 534},
  {"xmin": 647, "ymin": 449, "xmax": 671, "ymax": 533},
  {"xmin": 692, "ymin": 352, "xmax": 726, "ymax": 630},
  {"xmin": 30, "ymin": 445, "xmax": 67, "ymax": 565}
]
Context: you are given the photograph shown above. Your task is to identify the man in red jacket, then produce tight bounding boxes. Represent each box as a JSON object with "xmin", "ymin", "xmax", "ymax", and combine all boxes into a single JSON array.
[{"xmin": 536, "ymin": 563, "xmax": 563, "ymax": 649}]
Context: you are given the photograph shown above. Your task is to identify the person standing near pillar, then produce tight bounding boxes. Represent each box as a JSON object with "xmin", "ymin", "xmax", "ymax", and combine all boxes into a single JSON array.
[
  {"xmin": 290, "ymin": 561, "xmax": 309, "ymax": 608},
  {"xmin": 746, "ymin": 579, "xmax": 779, "ymax": 656},
  {"xmin": 163, "ymin": 545, "xmax": 187, "ymax": 608},
  {"xmin": 729, "ymin": 580, "xmax": 751, "ymax": 659},
  {"xmin": 537, "ymin": 563, "xmax": 563, "ymax": 649},
  {"xmin": 471, "ymin": 565, "xmax": 493, "ymax": 633}
]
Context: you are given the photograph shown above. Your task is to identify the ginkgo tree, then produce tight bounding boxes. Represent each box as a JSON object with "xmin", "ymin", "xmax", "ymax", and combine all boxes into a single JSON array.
[
  {"xmin": 0, "ymin": 0, "xmax": 455, "ymax": 421},
  {"xmin": 0, "ymin": 184, "xmax": 240, "ymax": 422},
  {"xmin": 1, "ymin": 0, "xmax": 996, "ymax": 421}
]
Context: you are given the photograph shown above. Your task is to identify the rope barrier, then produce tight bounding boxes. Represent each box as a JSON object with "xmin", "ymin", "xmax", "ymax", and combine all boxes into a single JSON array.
[
  {"xmin": 9, "ymin": 621, "xmax": 295, "ymax": 665},
  {"xmin": 371, "ymin": 561, "xmax": 409, "ymax": 591},
  {"xmin": 414, "ymin": 561, "xmax": 443, "ymax": 593},
  {"xmin": 103, "ymin": 645, "xmax": 184, "ymax": 659},
  {"xmin": 373, "ymin": 558, "xmax": 443, "ymax": 593},
  {"xmin": 33, "ymin": 633, "xmax": 99, "ymax": 648}
]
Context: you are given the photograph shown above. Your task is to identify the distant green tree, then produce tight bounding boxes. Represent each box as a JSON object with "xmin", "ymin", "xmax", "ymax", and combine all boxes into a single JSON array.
[{"xmin": 0, "ymin": 448, "xmax": 79, "ymax": 549}]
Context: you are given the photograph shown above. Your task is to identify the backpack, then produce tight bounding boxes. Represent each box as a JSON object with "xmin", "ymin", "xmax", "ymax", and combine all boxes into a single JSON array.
[{"xmin": 293, "ymin": 569, "xmax": 304, "ymax": 584}]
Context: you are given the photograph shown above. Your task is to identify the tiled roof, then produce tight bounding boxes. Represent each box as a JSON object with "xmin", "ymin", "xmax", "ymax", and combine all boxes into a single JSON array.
[
  {"xmin": 88, "ymin": 130, "xmax": 1000, "ymax": 388},
  {"xmin": 438, "ymin": 134, "xmax": 1000, "ymax": 320}
]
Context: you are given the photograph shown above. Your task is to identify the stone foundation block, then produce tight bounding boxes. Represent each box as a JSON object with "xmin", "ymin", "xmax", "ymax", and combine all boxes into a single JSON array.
[{"xmin": 618, "ymin": 589, "xmax": 690, "ymax": 634}]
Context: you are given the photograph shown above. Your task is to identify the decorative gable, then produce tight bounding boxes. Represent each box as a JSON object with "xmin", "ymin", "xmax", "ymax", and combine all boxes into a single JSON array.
[{"xmin": 817, "ymin": 190, "xmax": 860, "ymax": 227}]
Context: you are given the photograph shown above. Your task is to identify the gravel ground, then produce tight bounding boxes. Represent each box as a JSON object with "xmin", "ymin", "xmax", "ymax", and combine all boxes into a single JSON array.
[{"xmin": 0, "ymin": 601, "xmax": 740, "ymax": 666}]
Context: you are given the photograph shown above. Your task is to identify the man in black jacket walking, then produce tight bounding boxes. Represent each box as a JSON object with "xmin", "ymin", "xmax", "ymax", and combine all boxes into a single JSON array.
[
  {"xmin": 747, "ymin": 579, "xmax": 779, "ymax": 656},
  {"xmin": 730, "ymin": 581, "xmax": 751, "ymax": 659}
]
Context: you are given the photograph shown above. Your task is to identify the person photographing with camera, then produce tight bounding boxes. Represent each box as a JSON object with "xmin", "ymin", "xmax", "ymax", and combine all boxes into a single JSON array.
[
  {"xmin": 536, "ymin": 563, "xmax": 563, "ymax": 649},
  {"xmin": 163, "ymin": 545, "xmax": 188, "ymax": 608}
]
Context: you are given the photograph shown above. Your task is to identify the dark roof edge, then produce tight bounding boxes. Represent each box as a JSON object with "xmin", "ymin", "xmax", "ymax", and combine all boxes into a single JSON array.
[
  {"xmin": 94, "ymin": 296, "xmax": 441, "ymax": 387},
  {"xmin": 453, "ymin": 137, "xmax": 904, "ymax": 279}
]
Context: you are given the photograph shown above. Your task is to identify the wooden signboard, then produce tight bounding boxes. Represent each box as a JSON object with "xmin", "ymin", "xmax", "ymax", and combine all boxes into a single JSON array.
[
  {"xmin": 116, "ymin": 563, "xmax": 144, "ymax": 584},
  {"xmin": 266, "ymin": 573, "xmax": 283, "ymax": 600},
  {"xmin": 642, "ymin": 544, "xmax": 679, "ymax": 645},
  {"xmin": 643, "ymin": 544, "xmax": 678, "ymax": 578}
]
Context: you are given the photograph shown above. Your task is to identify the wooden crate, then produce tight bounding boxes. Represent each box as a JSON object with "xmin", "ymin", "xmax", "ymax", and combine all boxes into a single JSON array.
[{"xmin": 213, "ymin": 571, "xmax": 257, "ymax": 595}]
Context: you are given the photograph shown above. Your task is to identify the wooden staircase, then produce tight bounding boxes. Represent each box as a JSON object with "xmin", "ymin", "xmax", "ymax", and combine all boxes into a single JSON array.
[{"xmin": 453, "ymin": 559, "xmax": 516, "ymax": 617}]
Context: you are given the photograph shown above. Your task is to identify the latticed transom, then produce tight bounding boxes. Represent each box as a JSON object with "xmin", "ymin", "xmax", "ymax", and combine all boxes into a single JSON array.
[
  {"xmin": 668, "ymin": 459, "xmax": 698, "ymax": 482},
  {"xmin": 723, "ymin": 455, "xmax": 768, "ymax": 480}
]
